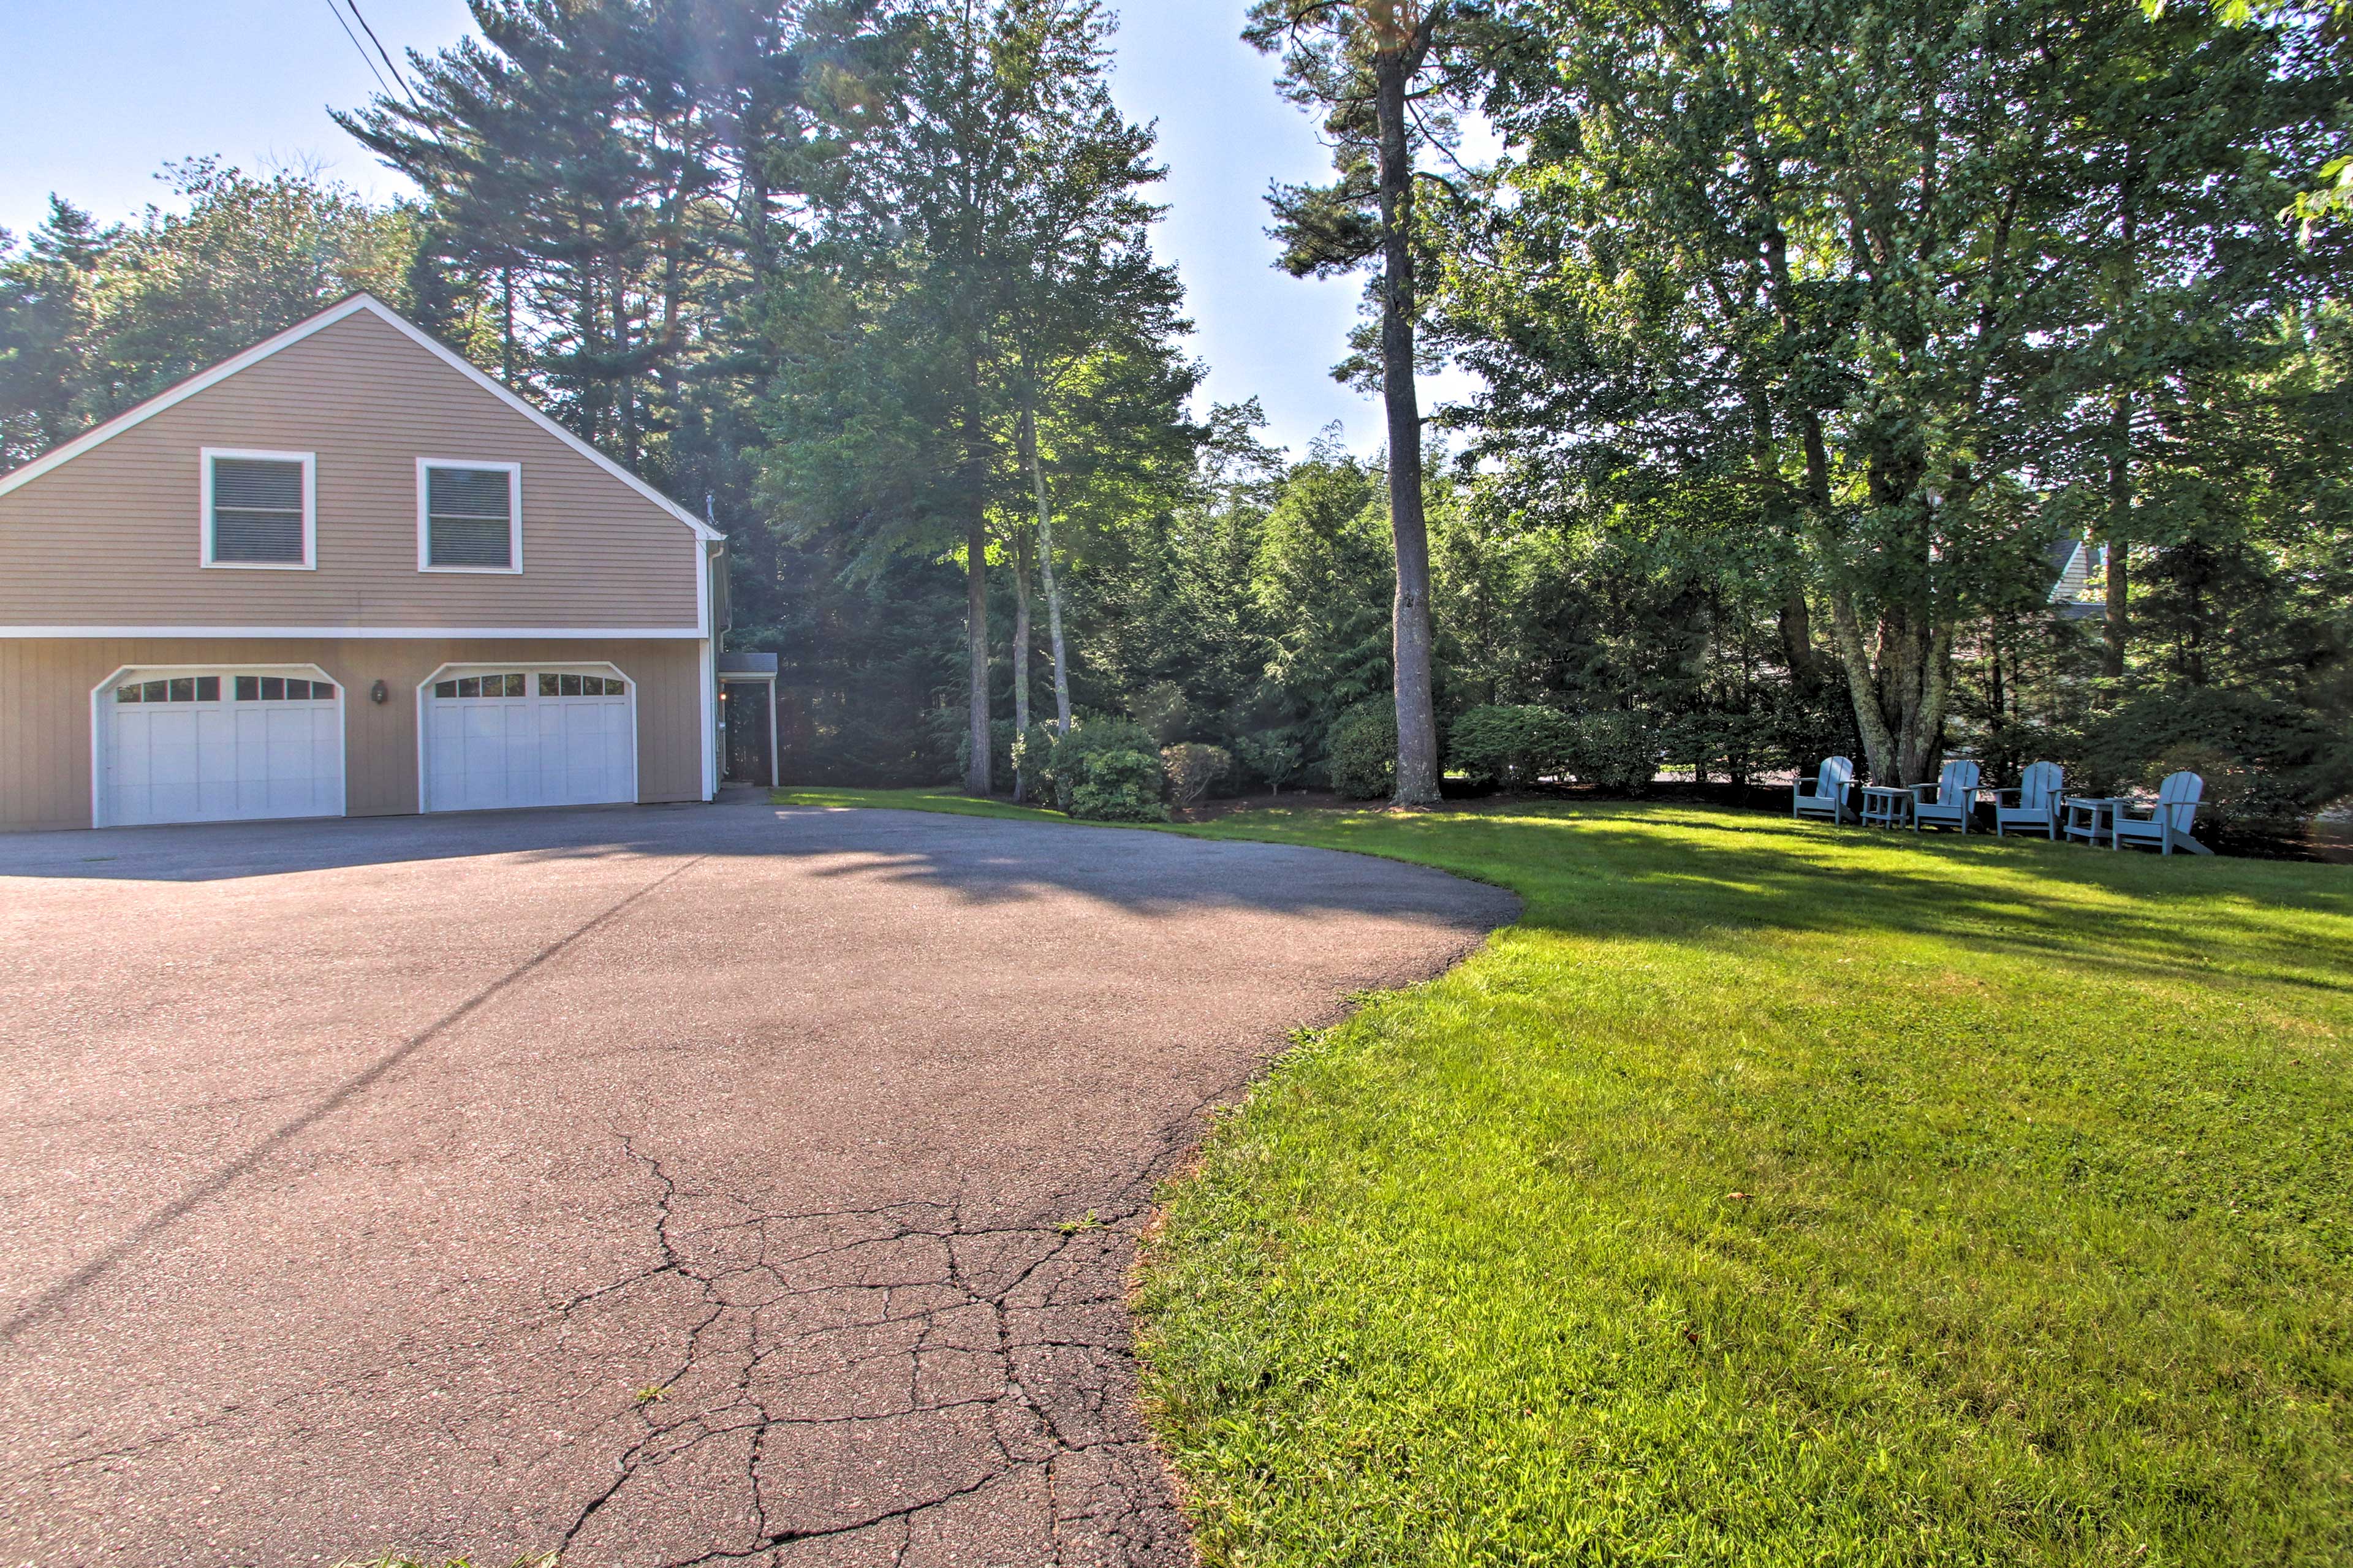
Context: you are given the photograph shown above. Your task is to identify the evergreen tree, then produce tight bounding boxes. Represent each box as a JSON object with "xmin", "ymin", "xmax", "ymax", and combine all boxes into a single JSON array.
[{"xmin": 1245, "ymin": 1, "xmax": 1485, "ymax": 805}]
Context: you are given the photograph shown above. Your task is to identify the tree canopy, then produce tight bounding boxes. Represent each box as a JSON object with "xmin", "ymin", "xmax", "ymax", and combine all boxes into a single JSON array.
[{"xmin": 1, "ymin": 0, "xmax": 2346, "ymax": 835}]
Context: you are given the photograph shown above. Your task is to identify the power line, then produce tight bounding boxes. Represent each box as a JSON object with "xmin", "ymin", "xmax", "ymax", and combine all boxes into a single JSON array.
[
  {"xmin": 320, "ymin": 0, "xmax": 396, "ymax": 100},
  {"xmin": 341, "ymin": 0, "xmax": 422, "ymax": 106}
]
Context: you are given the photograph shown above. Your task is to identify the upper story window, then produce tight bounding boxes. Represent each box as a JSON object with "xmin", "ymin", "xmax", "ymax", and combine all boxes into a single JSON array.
[
  {"xmin": 417, "ymin": 459, "xmax": 521, "ymax": 573},
  {"xmin": 202, "ymin": 449, "xmax": 315, "ymax": 569}
]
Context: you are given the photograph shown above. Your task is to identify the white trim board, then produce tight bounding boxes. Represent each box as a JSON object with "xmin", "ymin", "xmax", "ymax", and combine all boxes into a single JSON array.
[
  {"xmin": 0, "ymin": 294, "xmax": 726, "ymax": 547},
  {"xmin": 699, "ymin": 637, "xmax": 718, "ymax": 802},
  {"xmin": 0, "ymin": 625, "xmax": 706, "ymax": 640}
]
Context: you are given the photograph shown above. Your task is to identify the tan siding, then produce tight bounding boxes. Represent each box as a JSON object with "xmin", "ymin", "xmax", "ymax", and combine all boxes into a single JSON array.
[
  {"xmin": 0, "ymin": 309, "xmax": 701, "ymax": 629},
  {"xmin": 0, "ymin": 638, "xmax": 705, "ymax": 830}
]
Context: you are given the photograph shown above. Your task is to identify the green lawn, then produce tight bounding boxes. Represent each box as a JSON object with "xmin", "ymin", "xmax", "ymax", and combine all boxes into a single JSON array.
[{"xmin": 775, "ymin": 789, "xmax": 2352, "ymax": 1566}]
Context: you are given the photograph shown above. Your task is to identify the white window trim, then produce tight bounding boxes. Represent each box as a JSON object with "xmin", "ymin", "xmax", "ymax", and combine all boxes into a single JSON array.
[
  {"xmin": 200, "ymin": 448, "xmax": 316, "ymax": 570},
  {"xmin": 416, "ymin": 458, "xmax": 523, "ymax": 575}
]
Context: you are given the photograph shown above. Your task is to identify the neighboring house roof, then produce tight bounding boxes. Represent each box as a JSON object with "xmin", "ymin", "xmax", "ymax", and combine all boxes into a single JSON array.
[
  {"xmin": 0, "ymin": 293, "xmax": 724, "ymax": 545},
  {"xmin": 2046, "ymin": 534, "xmax": 2106, "ymax": 621}
]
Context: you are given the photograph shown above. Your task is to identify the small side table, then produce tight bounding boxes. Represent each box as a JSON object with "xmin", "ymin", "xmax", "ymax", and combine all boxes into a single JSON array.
[
  {"xmin": 1858, "ymin": 784, "xmax": 1912, "ymax": 829},
  {"xmin": 2061, "ymin": 796, "xmax": 2123, "ymax": 847}
]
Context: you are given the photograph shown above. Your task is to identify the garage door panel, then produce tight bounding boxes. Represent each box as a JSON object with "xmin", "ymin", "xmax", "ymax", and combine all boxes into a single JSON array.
[
  {"xmin": 146, "ymin": 710, "xmax": 200, "ymax": 785},
  {"xmin": 111, "ymin": 712, "xmax": 154, "ymax": 796},
  {"xmin": 102, "ymin": 672, "xmax": 343, "ymax": 827},
  {"xmin": 422, "ymin": 671, "xmax": 635, "ymax": 814}
]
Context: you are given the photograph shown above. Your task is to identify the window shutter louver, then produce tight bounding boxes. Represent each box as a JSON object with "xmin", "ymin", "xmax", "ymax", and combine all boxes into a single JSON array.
[
  {"xmin": 425, "ymin": 464, "xmax": 515, "ymax": 568},
  {"xmin": 211, "ymin": 457, "xmax": 307, "ymax": 563}
]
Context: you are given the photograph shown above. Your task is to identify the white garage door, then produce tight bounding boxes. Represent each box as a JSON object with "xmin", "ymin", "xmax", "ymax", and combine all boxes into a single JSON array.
[
  {"xmin": 101, "ymin": 670, "xmax": 344, "ymax": 827},
  {"xmin": 422, "ymin": 668, "xmax": 636, "ymax": 813}
]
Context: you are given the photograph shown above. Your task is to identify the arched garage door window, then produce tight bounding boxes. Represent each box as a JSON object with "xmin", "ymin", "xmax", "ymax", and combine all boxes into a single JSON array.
[{"xmin": 419, "ymin": 664, "xmax": 637, "ymax": 813}]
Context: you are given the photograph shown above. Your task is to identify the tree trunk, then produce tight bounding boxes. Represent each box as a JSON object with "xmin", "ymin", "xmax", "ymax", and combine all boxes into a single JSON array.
[
  {"xmin": 499, "ymin": 267, "xmax": 516, "ymax": 387},
  {"xmin": 965, "ymin": 515, "xmax": 991, "ymax": 796},
  {"xmin": 2104, "ymin": 159, "xmax": 2140, "ymax": 682},
  {"xmin": 1825, "ymin": 588, "xmax": 1950, "ymax": 786},
  {"xmin": 1011, "ymin": 532, "xmax": 1033, "ymax": 803},
  {"xmin": 1018, "ymin": 384, "xmax": 1074, "ymax": 732},
  {"xmin": 2103, "ymin": 390, "xmax": 2131, "ymax": 680},
  {"xmin": 612, "ymin": 268, "xmax": 638, "ymax": 472},
  {"xmin": 1373, "ymin": 39, "xmax": 1441, "ymax": 807},
  {"xmin": 1746, "ymin": 387, "xmax": 1824, "ymax": 691},
  {"xmin": 963, "ymin": 363, "xmax": 991, "ymax": 798}
]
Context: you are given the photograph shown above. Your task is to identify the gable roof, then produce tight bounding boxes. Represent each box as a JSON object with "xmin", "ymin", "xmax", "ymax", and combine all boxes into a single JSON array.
[
  {"xmin": 2045, "ymin": 533, "xmax": 2105, "ymax": 621},
  {"xmin": 0, "ymin": 294, "xmax": 724, "ymax": 543}
]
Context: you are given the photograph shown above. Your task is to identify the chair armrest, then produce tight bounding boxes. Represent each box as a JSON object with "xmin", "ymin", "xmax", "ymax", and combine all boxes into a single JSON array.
[
  {"xmin": 1908, "ymin": 784, "xmax": 1941, "ymax": 801},
  {"xmin": 1987, "ymin": 788, "xmax": 2020, "ymax": 804}
]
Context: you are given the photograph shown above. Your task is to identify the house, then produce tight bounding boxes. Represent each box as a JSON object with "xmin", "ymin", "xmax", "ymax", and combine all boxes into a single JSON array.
[
  {"xmin": 2046, "ymin": 534, "xmax": 2106, "ymax": 621},
  {"xmin": 0, "ymin": 294, "xmax": 735, "ymax": 831}
]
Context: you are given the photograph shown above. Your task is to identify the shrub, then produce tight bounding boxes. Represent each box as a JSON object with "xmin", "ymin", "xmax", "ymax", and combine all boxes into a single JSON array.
[
  {"xmin": 1328, "ymin": 700, "xmax": 1398, "ymax": 800},
  {"xmin": 1162, "ymin": 743, "xmax": 1233, "ymax": 810},
  {"xmin": 1449, "ymin": 704, "xmax": 1578, "ymax": 788},
  {"xmin": 1567, "ymin": 711, "xmax": 1659, "ymax": 795},
  {"xmin": 1047, "ymin": 718, "xmax": 1165, "ymax": 817},
  {"xmin": 1233, "ymin": 730, "xmax": 1305, "ymax": 795},
  {"xmin": 2075, "ymin": 687, "xmax": 2336, "ymax": 831},
  {"xmin": 1009, "ymin": 721, "xmax": 1059, "ymax": 800},
  {"xmin": 1069, "ymin": 747, "xmax": 1169, "ymax": 821}
]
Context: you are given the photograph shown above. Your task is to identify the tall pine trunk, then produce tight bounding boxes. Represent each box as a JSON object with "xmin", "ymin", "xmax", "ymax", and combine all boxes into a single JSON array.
[
  {"xmin": 963, "ymin": 362, "xmax": 991, "ymax": 798},
  {"xmin": 965, "ymin": 516, "xmax": 991, "ymax": 796},
  {"xmin": 1019, "ymin": 382, "xmax": 1074, "ymax": 733},
  {"xmin": 2104, "ymin": 392, "xmax": 2132, "ymax": 680},
  {"xmin": 1011, "ymin": 532, "xmax": 1033, "ymax": 803},
  {"xmin": 2104, "ymin": 162, "xmax": 2140, "ymax": 681},
  {"xmin": 1373, "ymin": 40, "xmax": 1441, "ymax": 807}
]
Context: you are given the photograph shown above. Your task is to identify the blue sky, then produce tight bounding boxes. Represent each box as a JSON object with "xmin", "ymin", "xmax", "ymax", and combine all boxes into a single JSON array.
[{"xmin": 0, "ymin": 1, "xmax": 1460, "ymax": 456}]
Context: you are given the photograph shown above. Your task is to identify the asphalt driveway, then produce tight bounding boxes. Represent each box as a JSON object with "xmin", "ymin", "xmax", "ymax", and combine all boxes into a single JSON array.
[{"xmin": 0, "ymin": 796, "xmax": 1514, "ymax": 1567}]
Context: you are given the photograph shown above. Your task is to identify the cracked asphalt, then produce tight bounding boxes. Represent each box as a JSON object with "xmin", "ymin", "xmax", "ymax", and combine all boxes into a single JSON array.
[{"xmin": 0, "ymin": 795, "xmax": 1515, "ymax": 1567}]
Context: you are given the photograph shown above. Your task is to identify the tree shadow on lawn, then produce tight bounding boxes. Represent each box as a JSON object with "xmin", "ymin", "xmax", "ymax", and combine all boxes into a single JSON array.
[{"xmin": 1264, "ymin": 803, "xmax": 2353, "ymax": 1000}]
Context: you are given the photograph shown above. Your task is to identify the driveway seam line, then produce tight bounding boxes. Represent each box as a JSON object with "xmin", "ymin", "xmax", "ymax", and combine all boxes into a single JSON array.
[{"xmin": 1, "ymin": 853, "xmax": 710, "ymax": 1346}]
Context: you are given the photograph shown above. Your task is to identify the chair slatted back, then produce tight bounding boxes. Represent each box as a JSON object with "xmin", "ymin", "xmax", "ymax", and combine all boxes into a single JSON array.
[
  {"xmin": 2157, "ymin": 770, "xmax": 2204, "ymax": 831},
  {"xmin": 1934, "ymin": 759, "xmax": 1980, "ymax": 806},
  {"xmin": 2018, "ymin": 760, "xmax": 2063, "ymax": 812},
  {"xmin": 1817, "ymin": 756, "xmax": 1854, "ymax": 795}
]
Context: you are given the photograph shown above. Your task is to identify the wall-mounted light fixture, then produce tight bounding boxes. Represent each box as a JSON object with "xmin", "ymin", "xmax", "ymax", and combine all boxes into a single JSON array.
[{"xmin": 370, "ymin": 680, "xmax": 388, "ymax": 705}]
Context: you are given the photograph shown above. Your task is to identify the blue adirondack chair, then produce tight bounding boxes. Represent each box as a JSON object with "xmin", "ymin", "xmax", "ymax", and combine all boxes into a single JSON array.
[
  {"xmin": 1793, "ymin": 756, "xmax": 1855, "ymax": 825},
  {"xmin": 1988, "ymin": 760, "xmax": 2064, "ymax": 838},
  {"xmin": 2112, "ymin": 771, "xmax": 2211, "ymax": 855},
  {"xmin": 1911, "ymin": 759, "xmax": 1981, "ymax": 834}
]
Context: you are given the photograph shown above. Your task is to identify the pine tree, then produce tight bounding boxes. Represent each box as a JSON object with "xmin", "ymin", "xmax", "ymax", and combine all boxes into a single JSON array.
[{"xmin": 1245, "ymin": 1, "xmax": 1482, "ymax": 806}]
